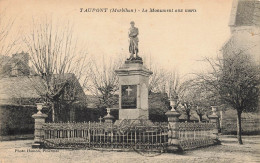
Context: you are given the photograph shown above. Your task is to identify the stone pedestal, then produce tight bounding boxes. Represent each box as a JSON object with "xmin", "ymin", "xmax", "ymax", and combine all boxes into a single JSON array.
[
  {"xmin": 208, "ymin": 106, "xmax": 220, "ymax": 144},
  {"xmin": 32, "ymin": 103, "xmax": 47, "ymax": 148},
  {"xmin": 115, "ymin": 60, "xmax": 152, "ymax": 121},
  {"xmin": 165, "ymin": 110, "xmax": 182, "ymax": 152},
  {"xmin": 104, "ymin": 108, "xmax": 114, "ymax": 124}
]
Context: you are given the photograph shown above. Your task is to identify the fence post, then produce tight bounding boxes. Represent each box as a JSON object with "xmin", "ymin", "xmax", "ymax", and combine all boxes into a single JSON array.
[
  {"xmin": 32, "ymin": 103, "xmax": 48, "ymax": 148},
  {"xmin": 165, "ymin": 96, "xmax": 182, "ymax": 152},
  {"xmin": 104, "ymin": 108, "xmax": 114, "ymax": 124},
  {"xmin": 208, "ymin": 106, "xmax": 221, "ymax": 144}
]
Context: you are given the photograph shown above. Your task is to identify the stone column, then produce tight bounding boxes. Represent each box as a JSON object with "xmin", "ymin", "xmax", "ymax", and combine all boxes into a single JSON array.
[
  {"xmin": 165, "ymin": 97, "xmax": 182, "ymax": 152},
  {"xmin": 208, "ymin": 106, "xmax": 221, "ymax": 144},
  {"xmin": 165, "ymin": 110, "xmax": 181, "ymax": 152},
  {"xmin": 32, "ymin": 103, "xmax": 48, "ymax": 148},
  {"xmin": 104, "ymin": 108, "xmax": 114, "ymax": 124}
]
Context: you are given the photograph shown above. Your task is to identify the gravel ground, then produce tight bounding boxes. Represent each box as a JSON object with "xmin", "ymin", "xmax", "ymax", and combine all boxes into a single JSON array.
[{"xmin": 0, "ymin": 135, "xmax": 259, "ymax": 163}]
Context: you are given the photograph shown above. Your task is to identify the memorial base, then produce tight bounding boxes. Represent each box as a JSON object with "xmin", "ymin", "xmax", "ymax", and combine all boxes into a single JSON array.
[
  {"xmin": 114, "ymin": 119, "xmax": 154, "ymax": 127},
  {"xmin": 119, "ymin": 109, "xmax": 149, "ymax": 120}
]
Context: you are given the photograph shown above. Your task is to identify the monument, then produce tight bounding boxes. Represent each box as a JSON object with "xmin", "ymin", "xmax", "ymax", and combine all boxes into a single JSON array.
[
  {"xmin": 128, "ymin": 21, "xmax": 141, "ymax": 60},
  {"xmin": 114, "ymin": 21, "xmax": 153, "ymax": 125}
]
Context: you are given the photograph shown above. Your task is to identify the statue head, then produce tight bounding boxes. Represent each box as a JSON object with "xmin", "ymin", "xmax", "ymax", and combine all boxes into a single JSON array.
[{"xmin": 130, "ymin": 21, "xmax": 135, "ymax": 28}]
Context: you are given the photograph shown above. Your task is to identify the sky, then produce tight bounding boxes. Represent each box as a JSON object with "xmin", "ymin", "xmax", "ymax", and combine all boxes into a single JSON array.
[{"xmin": 0, "ymin": 0, "xmax": 234, "ymax": 77}]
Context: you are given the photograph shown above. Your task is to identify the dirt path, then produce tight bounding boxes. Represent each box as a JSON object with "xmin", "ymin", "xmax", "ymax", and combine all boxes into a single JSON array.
[{"xmin": 0, "ymin": 135, "xmax": 259, "ymax": 163}]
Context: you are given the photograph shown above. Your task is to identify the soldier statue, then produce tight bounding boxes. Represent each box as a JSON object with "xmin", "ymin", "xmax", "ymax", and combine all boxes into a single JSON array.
[{"xmin": 128, "ymin": 21, "xmax": 140, "ymax": 60}]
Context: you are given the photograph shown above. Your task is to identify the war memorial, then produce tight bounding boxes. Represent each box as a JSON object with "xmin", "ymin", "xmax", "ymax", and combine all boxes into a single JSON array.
[{"xmin": 31, "ymin": 21, "xmax": 220, "ymax": 153}]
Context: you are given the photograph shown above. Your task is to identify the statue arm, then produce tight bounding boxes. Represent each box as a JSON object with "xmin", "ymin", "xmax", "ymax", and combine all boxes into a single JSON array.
[
  {"xmin": 128, "ymin": 30, "xmax": 131, "ymax": 37},
  {"xmin": 129, "ymin": 28, "xmax": 139, "ymax": 37}
]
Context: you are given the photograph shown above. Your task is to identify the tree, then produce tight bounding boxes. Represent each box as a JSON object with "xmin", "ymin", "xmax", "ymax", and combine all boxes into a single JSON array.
[
  {"xmin": 149, "ymin": 66, "xmax": 194, "ymax": 120},
  {"xmin": 180, "ymin": 101, "xmax": 192, "ymax": 122},
  {"xmin": 86, "ymin": 56, "xmax": 122, "ymax": 112},
  {"xmin": 196, "ymin": 43, "xmax": 260, "ymax": 144},
  {"xmin": 167, "ymin": 72, "xmax": 199, "ymax": 121},
  {"xmin": 148, "ymin": 64, "xmax": 168, "ymax": 95},
  {"xmin": 23, "ymin": 19, "xmax": 89, "ymax": 122},
  {"xmin": 0, "ymin": 9, "xmax": 20, "ymax": 78},
  {"xmin": 0, "ymin": 9, "xmax": 18, "ymax": 56},
  {"xmin": 182, "ymin": 80, "xmax": 218, "ymax": 122}
]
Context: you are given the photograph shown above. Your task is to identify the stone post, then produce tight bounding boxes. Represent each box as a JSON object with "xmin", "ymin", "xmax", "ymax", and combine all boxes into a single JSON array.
[
  {"xmin": 165, "ymin": 96, "xmax": 182, "ymax": 152},
  {"xmin": 32, "ymin": 103, "xmax": 48, "ymax": 148},
  {"xmin": 104, "ymin": 108, "xmax": 114, "ymax": 124},
  {"xmin": 208, "ymin": 106, "xmax": 221, "ymax": 144}
]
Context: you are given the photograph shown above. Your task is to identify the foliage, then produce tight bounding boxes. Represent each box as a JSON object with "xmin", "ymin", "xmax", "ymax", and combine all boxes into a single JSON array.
[
  {"xmin": 23, "ymin": 19, "xmax": 89, "ymax": 122},
  {"xmin": 86, "ymin": 56, "xmax": 122, "ymax": 109},
  {"xmin": 0, "ymin": 8, "xmax": 19, "ymax": 57},
  {"xmin": 149, "ymin": 92, "xmax": 169, "ymax": 122},
  {"xmin": 196, "ymin": 43, "xmax": 260, "ymax": 144},
  {"xmin": 0, "ymin": 9, "xmax": 21, "ymax": 78}
]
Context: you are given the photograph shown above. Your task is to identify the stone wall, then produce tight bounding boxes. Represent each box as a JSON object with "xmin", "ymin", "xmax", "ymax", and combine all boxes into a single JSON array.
[
  {"xmin": 220, "ymin": 109, "xmax": 260, "ymax": 134},
  {"xmin": 221, "ymin": 118, "xmax": 260, "ymax": 134}
]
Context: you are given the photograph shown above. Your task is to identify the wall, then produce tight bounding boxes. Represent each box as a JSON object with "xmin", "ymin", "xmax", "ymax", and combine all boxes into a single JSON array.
[
  {"xmin": 220, "ymin": 109, "xmax": 260, "ymax": 134},
  {"xmin": 0, "ymin": 105, "xmax": 36, "ymax": 135},
  {"xmin": 221, "ymin": 118, "xmax": 260, "ymax": 134}
]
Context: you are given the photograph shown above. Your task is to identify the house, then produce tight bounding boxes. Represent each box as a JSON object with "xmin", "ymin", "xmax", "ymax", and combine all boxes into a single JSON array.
[
  {"xmin": 0, "ymin": 52, "xmax": 86, "ymax": 135},
  {"xmin": 223, "ymin": 0, "xmax": 260, "ymax": 63},
  {"xmin": 0, "ymin": 51, "xmax": 31, "ymax": 78},
  {"xmin": 219, "ymin": 0, "xmax": 260, "ymax": 134}
]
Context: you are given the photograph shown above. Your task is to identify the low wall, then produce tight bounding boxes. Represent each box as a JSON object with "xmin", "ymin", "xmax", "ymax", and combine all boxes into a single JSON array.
[
  {"xmin": 221, "ymin": 118, "xmax": 260, "ymax": 134},
  {"xmin": 220, "ymin": 110, "xmax": 260, "ymax": 135}
]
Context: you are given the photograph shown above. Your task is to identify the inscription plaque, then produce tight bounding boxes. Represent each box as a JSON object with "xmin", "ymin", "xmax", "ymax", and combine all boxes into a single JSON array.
[{"xmin": 121, "ymin": 85, "xmax": 137, "ymax": 109}]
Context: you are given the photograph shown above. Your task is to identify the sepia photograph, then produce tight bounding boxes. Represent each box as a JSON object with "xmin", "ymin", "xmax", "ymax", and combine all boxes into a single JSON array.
[{"xmin": 0, "ymin": 0, "xmax": 259, "ymax": 162}]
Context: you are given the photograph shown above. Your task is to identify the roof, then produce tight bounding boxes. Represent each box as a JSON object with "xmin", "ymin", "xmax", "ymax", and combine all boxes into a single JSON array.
[
  {"xmin": 221, "ymin": 29, "xmax": 260, "ymax": 64},
  {"xmin": 0, "ymin": 52, "xmax": 32, "ymax": 77},
  {"xmin": 0, "ymin": 73, "xmax": 86, "ymax": 105},
  {"xmin": 229, "ymin": 0, "xmax": 260, "ymax": 27},
  {"xmin": 0, "ymin": 75, "xmax": 42, "ymax": 100}
]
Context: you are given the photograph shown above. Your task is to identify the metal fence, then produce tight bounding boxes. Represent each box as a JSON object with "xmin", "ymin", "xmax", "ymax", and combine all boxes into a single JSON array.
[
  {"xmin": 178, "ymin": 122, "xmax": 216, "ymax": 150},
  {"xmin": 42, "ymin": 121, "xmax": 168, "ymax": 152},
  {"xmin": 41, "ymin": 121, "xmax": 217, "ymax": 151}
]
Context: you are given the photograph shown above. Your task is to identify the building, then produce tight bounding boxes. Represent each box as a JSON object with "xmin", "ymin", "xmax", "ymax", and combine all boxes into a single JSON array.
[
  {"xmin": 0, "ymin": 52, "xmax": 86, "ymax": 135},
  {"xmin": 223, "ymin": 0, "xmax": 260, "ymax": 63},
  {"xmin": 0, "ymin": 52, "xmax": 31, "ymax": 78},
  {"xmin": 219, "ymin": 0, "xmax": 260, "ymax": 134}
]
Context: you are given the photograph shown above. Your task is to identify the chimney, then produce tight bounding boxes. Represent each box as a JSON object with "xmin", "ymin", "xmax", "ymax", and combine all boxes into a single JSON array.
[{"xmin": 11, "ymin": 51, "xmax": 30, "ymax": 76}]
